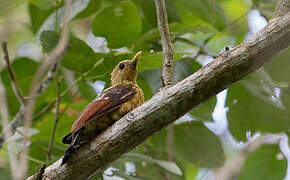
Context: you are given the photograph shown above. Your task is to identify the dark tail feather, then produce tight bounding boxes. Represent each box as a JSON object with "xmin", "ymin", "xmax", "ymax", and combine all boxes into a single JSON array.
[
  {"xmin": 61, "ymin": 128, "xmax": 84, "ymax": 165},
  {"xmin": 62, "ymin": 132, "xmax": 72, "ymax": 144},
  {"xmin": 61, "ymin": 146, "xmax": 75, "ymax": 166}
]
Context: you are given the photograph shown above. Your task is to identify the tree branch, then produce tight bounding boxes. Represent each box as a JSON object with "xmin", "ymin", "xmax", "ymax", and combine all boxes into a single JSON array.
[
  {"xmin": 47, "ymin": 77, "xmax": 62, "ymax": 161},
  {"xmin": 154, "ymin": 0, "xmax": 174, "ymax": 87},
  {"xmin": 26, "ymin": 10, "xmax": 290, "ymax": 180},
  {"xmin": 1, "ymin": 41, "xmax": 25, "ymax": 105},
  {"xmin": 273, "ymin": 0, "xmax": 290, "ymax": 18},
  {"xmin": 0, "ymin": 0, "xmax": 71, "ymax": 149},
  {"xmin": 0, "ymin": 76, "xmax": 18, "ymax": 180},
  {"xmin": 18, "ymin": 0, "xmax": 71, "ymax": 177}
]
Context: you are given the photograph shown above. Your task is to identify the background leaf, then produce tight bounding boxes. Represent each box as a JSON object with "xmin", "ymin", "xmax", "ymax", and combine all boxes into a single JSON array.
[
  {"xmin": 240, "ymin": 145, "xmax": 287, "ymax": 180},
  {"xmin": 174, "ymin": 122, "xmax": 225, "ymax": 168},
  {"xmin": 92, "ymin": 1, "xmax": 142, "ymax": 48}
]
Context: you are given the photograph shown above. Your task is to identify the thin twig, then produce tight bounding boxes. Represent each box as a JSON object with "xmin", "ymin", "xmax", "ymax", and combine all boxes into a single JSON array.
[
  {"xmin": 154, "ymin": 0, "xmax": 174, "ymax": 87},
  {"xmin": 0, "ymin": 76, "xmax": 18, "ymax": 180},
  {"xmin": 47, "ymin": 77, "xmax": 62, "ymax": 161},
  {"xmin": 19, "ymin": 0, "xmax": 72, "ymax": 178},
  {"xmin": 0, "ymin": 55, "xmax": 64, "ymax": 150},
  {"xmin": 1, "ymin": 42, "xmax": 25, "ymax": 105},
  {"xmin": 0, "ymin": 2, "xmax": 79, "ymax": 148},
  {"xmin": 55, "ymin": 1, "xmax": 59, "ymax": 32}
]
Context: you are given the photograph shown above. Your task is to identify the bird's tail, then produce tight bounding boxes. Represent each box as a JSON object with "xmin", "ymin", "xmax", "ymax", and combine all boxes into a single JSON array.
[
  {"xmin": 61, "ymin": 128, "xmax": 84, "ymax": 166},
  {"xmin": 61, "ymin": 146, "xmax": 75, "ymax": 166}
]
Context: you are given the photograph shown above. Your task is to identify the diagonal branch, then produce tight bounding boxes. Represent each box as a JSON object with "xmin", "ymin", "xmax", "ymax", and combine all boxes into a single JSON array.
[
  {"xmin": 273, "ymin": 0, "xmax": 290, "ymax": 18},
  {"xmin": 18, "ymin": 0, "xmax": 72, "ymax": 178},
  {"xmin": 0, "ymin": 76, "xmax": 19, "ymax": 180},
  {"xmin": 0, "ymin": 0, "xmax": 70, "ymax": 149},
  {"xmin": 47, "ymin": 77, "xmax": 62, "ymax": 161},
  {"xmin": 27, "ymin": 10, "xmax": 290, "ymax": 180}
]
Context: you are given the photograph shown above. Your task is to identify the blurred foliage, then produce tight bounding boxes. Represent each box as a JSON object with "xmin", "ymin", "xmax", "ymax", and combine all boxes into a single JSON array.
[
  {"xmin": 0, "ymin": 0, "xmax": 289, "ymax": 179},
  {"xmin": 240, "ymin": 145, "xmax": 287, "ymax": 180}
]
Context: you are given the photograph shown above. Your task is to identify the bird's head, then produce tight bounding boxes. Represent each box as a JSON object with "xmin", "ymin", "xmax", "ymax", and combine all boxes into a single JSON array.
[{"xmin": 111, "ymin": 51, "xmax": 142, "ymax": 86}]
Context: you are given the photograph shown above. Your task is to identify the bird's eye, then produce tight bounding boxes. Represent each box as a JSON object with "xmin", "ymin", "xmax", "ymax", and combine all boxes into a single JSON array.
[{"xmin": 119, "ymin": 63, "xmax": 125, "ymax": 70}]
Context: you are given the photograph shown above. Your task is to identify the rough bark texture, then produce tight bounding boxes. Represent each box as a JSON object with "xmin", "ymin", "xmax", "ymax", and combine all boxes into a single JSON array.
[
  {"xmin": 154, "ymin": 0, "xmax": 174, "ymax": 87},
  {"xmin": 273, "ymin": 0, "xmax": 290, "ymax": 18},
  {"xmin": 27, "ymin": 10, "xmax": 290, "ymax": 180}
]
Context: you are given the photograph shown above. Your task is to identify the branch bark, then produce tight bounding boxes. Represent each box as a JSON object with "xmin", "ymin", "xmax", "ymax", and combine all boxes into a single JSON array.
[
  {"xmin": 154, "ymin": 0, "xmax": 174, "ymax": 87},
  {"xmin": 27, "ymin": 9, "xmax": 290, "ymax": 180},
  {"xmin": 273, "ymin": 0, "xmax": 290, "ymax": 18}
]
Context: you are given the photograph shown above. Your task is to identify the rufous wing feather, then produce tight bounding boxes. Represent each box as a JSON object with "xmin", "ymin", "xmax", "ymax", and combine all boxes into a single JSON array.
[{"xmin": 62, "ymin": 84, "xmax": 137, "ymax": 145}]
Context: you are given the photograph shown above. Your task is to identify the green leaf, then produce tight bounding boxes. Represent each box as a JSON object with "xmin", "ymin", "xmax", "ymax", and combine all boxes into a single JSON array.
[
  {"xmin": 172, "ymin": 0, "xmax": 226, "ymax": 30},
  {"xmin": 28, "ymin": 140, "xmax": 65, "ymax": 175},
  {"xmin": 253, "ymin": 0, "xmax": 276, "ymax": 19},
  {"xmin": 206, "ymin": 33, "xmax": 236, "ymax": 54},
  {"xmin": 174, "ymin": 121, "xmax": 225, "ymax": 168},
  {"xmin": 146, "ymin": 128, "xmax": 168, "ymax": 159},
  {"xmin": 137, "ymin": 74, "xmax": 153, "ymax": 100},
  {"xmin": 29, "ymin": 3, "xmax": 54, "ymax": 33},
  {"xmin": 226, "ymin": 82, "xmax": 290, "ymax": 142},
  {"xmin": 0, "ymin": 57, "xmax": 38, "ymax": 115},
  {"xmin": 36, "ymin": 0, "xmax": 90, "ymax": 39},
  {"xmin": 242, "ymin": 68, "xmax": 284, "ymax": 109},
  {"xmin": 32, "ymin": 99, "xmax": 90, "ymax": 143},
  {"xmin": 184, "ymin": 163, "xmax": 199, "ymax": 180},
  {"xmin": 111, "ymin": 170, "xmax": 147, "ymax": 180},
  {"xmin": 123, "ymin": 153, "xmax": 183, "ymax": 175},
  {"xmin": 0, "ymin": 167, "xmax": 11, "ymax": 180},
  {"xmin": 240, "ymin": 145, "xmax": 287, "ymax": 180},
  {"xmin": 29, "ymin": 0, "xmax": 54, "ymax": 10},
  {"xmin": 141, "ymin": 59, "xmax": 193, "ymax": 93},
  {"xmin": 40, "ymin": 31, "xmax": 59, "ymax": 53},
  {"xmin": 78, "ymin": 81, "xmax": 97, "ymax": 100},
  {"xmin": 40, "ymin": 31, "xmax": 104, "ymax": 73},
  {"xmin": 172, "ymin": 60, "xmax": 193, "ymax": 83},
  {"xmin": 146, "ymin": 122, "xmax": 224, "ymax": 168},
  {"xmin": 132, "ymin": 0, "xmax": 181, "ymax": 28},
  {"xmin": 62, "ymin": 38, "xmax": 103, "ymax": 73},
  {"xmin": 138, "ymin": 52, "xmax": 185, "ymax": 72},
  {"xmin": 92, "ymin": 1, "xmax": 142, "ymax": 48},
  {"xmin": 190, "ymin": 96, "xmax": 216, "ymax": 122},
  {"xmin": 74, "ymin": 0, "xmax": 101, "ymax": 19},
  {"xmin": 135, "ymin": 23, "xmax": 214, "ymax": 48},
  {"xmin": 264, "ymin": 48, "xmax": 290, "ymax": 83}
]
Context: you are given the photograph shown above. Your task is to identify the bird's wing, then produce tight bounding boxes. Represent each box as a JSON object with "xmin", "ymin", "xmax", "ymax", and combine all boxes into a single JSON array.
[{"xmin": 70, "ymin": 84, "xmax": 137, "ymax": 134}]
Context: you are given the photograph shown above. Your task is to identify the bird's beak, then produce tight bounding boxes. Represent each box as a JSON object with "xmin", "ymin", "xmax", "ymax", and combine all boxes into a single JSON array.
[{"xmin": 129, "ymin": 51, "xmax": 142, "ymax": 69}]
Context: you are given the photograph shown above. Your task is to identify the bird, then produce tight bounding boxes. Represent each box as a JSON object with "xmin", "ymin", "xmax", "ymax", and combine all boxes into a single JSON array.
[{"xmin": 61, "ymin": 51, "xmax": 144, "ymax": 165}]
